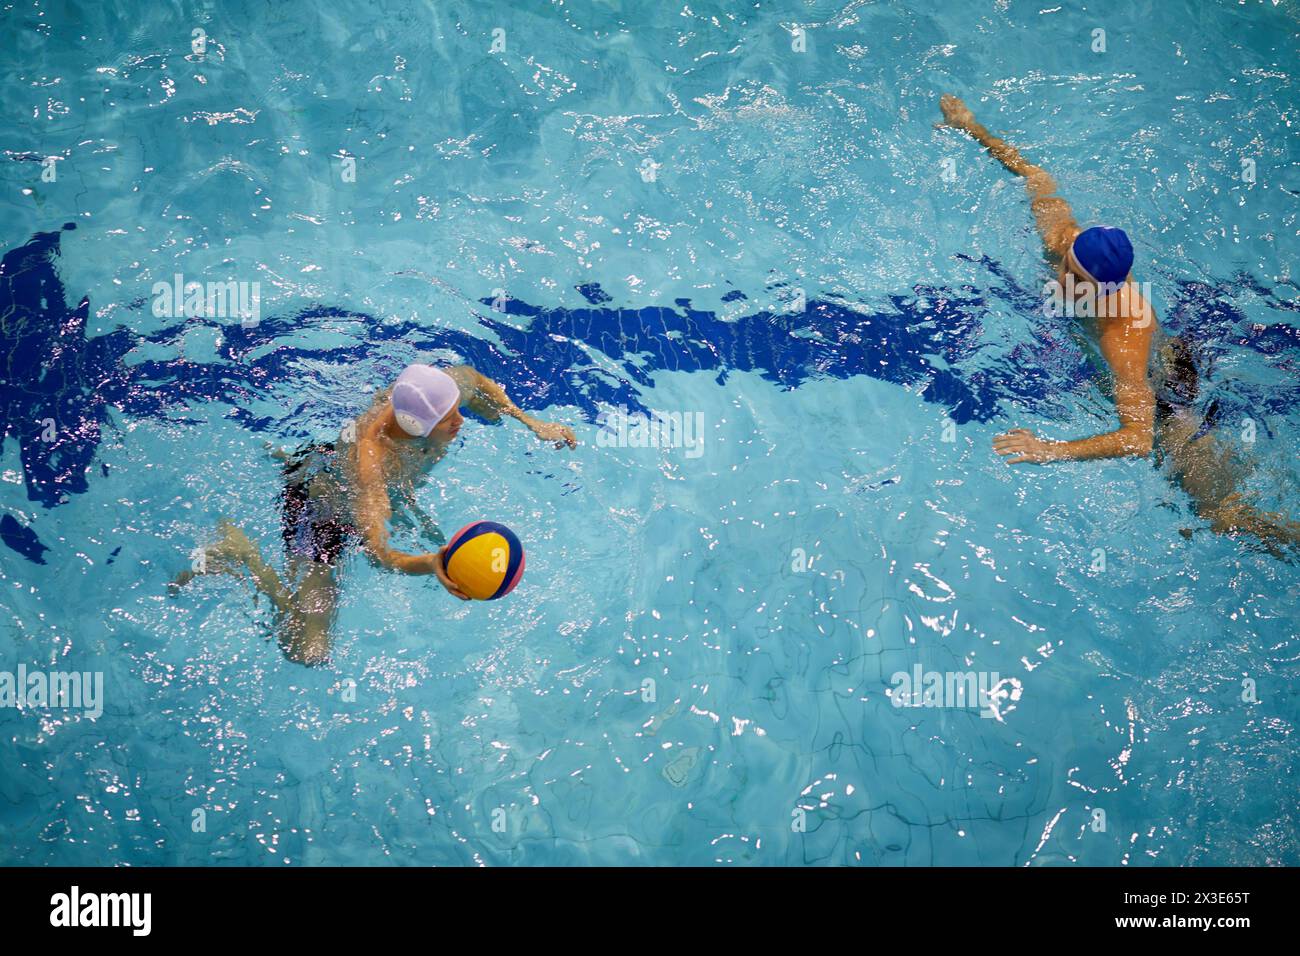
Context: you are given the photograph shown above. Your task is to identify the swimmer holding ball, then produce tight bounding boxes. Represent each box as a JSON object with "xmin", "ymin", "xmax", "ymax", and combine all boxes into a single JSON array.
[{"xmin": 174, "ymin": 362, "xmax": 575, "ymax": 664}]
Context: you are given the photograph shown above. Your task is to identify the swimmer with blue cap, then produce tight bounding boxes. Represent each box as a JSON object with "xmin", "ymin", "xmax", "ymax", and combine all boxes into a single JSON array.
[
  {"xmin": 174, "ymin": 362, "xmax": 577, "ymax": 664},
  {"xmin": 939, "ymin": 94, "xmax": 1156, "ymax": 465},
  {"xmin": 938, "ymin": 94, "xmax": 1300, "ymax": 557}
]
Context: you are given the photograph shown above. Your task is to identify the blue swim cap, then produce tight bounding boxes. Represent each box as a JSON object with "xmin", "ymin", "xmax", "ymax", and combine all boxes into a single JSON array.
[
  {"xmin": 1068, "ymin": 226, "xmax": 1134, "ymax": 285},
  {"xmin": 391, "ymin": 364, "xmax": 460, "ymax": 437}
]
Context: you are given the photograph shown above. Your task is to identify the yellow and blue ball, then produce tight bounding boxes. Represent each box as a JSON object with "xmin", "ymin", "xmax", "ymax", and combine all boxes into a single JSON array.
[{"xmin": 442, "ymin": 521, "xmax": 525, "ymax": 600}]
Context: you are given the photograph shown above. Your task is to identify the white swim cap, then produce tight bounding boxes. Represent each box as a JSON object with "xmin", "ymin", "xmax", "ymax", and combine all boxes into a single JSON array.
[{"xmin": 391, "ymin": 364, "xmax": 460, "ymax": 437}]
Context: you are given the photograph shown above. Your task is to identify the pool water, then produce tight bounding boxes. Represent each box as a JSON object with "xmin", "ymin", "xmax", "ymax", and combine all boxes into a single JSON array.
[{"xmin": 1, "ymin": 0, "xmax": 1298, "ymax": 866}]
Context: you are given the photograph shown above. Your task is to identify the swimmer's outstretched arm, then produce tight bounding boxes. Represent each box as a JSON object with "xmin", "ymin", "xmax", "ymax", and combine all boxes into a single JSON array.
[
  {"xmin": 451, "ymin": 365, "xmax": 578, "ymax": 449},
  {"xmin": 995, "ymin": 309, "xmax": 1156, "ymax": 463},
  {"xmin": 939, "ymin": 94, "xmax": 1081, "ymax": 262}
]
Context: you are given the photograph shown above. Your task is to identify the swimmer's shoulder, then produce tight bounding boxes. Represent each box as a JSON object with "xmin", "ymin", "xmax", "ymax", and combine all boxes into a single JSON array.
[
  {"xmin": 443, "ymin": 365, "xmax": 478, "ymax": 401},
  {"xmin": 342, "ymin": 386, "xmax": 395, "ymax": 450},
  {"xmin": 359, "ymin": 385, "xmax": 394, "ymax": 425},
  {"xmin": 1120, "ymin": 280, "xmax": 1157, "ymax": 331}
]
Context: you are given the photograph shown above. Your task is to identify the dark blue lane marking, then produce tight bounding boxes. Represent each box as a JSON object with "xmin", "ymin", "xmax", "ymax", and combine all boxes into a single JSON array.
[
  {"xmin": 0, "ymin": 514, "xmax": 48, "ymax": 564},
  {"xmin": 1, "ymin": 225, "xmax": 1295, "ymax": 563}
]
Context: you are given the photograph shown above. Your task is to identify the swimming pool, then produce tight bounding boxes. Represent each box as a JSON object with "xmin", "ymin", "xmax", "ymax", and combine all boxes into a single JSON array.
[{"xmin": 1, "ymin": 0, "xmax": 1297, "ymax": 866}]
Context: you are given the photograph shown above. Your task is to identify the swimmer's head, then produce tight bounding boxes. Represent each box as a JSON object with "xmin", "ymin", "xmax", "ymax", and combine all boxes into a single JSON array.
[
  {"xmin": 1059, "ymin": 226, "xmax": 1134, "ymax": 306},
  {"xmin": 391, "ymin": 364, "xmax": 462, "ymax": 439}
]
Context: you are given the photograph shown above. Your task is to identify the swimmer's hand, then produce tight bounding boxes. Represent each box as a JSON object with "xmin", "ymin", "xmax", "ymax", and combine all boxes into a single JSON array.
[
  {"xmin": 433, "ymin": 545, "xmax": 471, "ymax": 601},
  {"xmin": 994, "ymin": 429, "xmax": 1059, "ymax": 465},
  {"xmin": 526, "ymin": 419, "xmax": 578, "ymax": 450},
  {"xmin": 939, "ymin": 93, "xmax": 975, "ymax": 130}
]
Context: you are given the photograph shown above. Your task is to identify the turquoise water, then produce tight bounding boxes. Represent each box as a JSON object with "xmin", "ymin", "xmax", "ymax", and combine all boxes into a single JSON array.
[{"xmin": 1, "ymin": 0, "xmax": 1298, "ymax": 866}]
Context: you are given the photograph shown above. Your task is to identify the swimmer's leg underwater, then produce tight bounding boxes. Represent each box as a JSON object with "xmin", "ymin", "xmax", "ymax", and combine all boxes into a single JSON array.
[
  {"xmin": 1154, "ymin": 341, "xmax": 1300, "ymax": 558},
  {"xmin": 1159, "ymin": 418, "xmax": 1300, "ymax": 558},
  {"xmin": 171, "ymin": 519, "xmax": 339, "ymax": 665}
]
